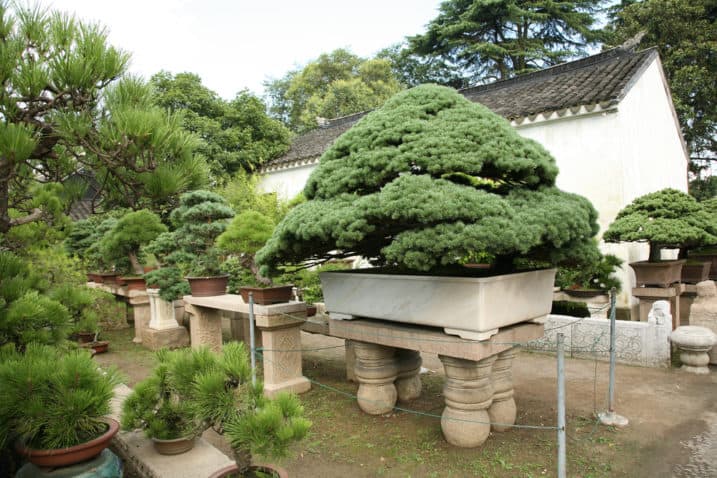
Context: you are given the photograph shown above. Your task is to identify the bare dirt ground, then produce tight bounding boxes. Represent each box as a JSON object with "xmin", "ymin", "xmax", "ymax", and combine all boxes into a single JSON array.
[{"xmin": 97, "ymin": 328, "xmax": 717, "ymax": 478}]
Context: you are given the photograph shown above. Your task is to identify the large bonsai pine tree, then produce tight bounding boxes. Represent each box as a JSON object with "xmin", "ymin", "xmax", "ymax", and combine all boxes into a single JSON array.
[
  {"xmin": 604, "ymin": 188, "xmax": 717, "ymax": 262},
  {"xmin": 257, "ymin": 85, "xmax": 600, "ymax": 274}
]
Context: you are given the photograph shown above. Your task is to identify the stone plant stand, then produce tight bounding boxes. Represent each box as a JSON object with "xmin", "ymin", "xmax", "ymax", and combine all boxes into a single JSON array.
[
  {"xmin": 142, "ymin": 289, "xmax": 189, "ymax": 350},
  {"xmin": 329, "ymin": 318, "xmax": 543, "ymax": 448},
  {"xmin": 670, "ymin": 326, "xmax": 717, "ymax": 374},
  {"xmin": 633, "ymin": 284, "xmax": 684, "ymax": 328},
  {"xmin": 86, "ymin": 282, "xmax": 146, "ymax": 341},
  {"xmin": 183, "ymin": 294, "xmax": 311, "ymax": 397},
  {"xmin": 688, "ymin": 280, "xmax": 717, "ymax": 364}
]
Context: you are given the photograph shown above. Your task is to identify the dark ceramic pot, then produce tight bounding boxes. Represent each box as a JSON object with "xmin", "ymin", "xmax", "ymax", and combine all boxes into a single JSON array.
[
  {"xmin": 151, "ymin": 435, "xmax": 196, "ymax": 455},
  {"xmin": 239, "ymin": 285, "xmax": 293, "ymax": 305},
  {"xmin": 208, "ymin": 463, "xmax": 289, "ymax": 478},
  {"xmin": 681, "ymin": 261, "xmax": 711, "ymax": 284},
  {"xmin": 629, "ymin": 260, "xmax": 685, "ymax": 288},
  {"xmin": 16, "ymin": 418, "xmax": 119, "ymax": 468},
  {"xmin": 186, "ymin": 275, "xmax": 229, "ymax": 297},
  {"xmin": 120, "ymin": 276, "xmax": 147, "ymax": 291}
]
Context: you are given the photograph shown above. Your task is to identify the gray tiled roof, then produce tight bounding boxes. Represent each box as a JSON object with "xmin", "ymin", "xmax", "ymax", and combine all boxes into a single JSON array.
[{"xmin": 265, "ymin": 46, "xmax": 657, "ymax": 168}]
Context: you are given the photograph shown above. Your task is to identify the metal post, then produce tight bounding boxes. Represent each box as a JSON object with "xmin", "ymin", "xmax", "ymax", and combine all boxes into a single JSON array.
[
  {"xmin": 249, "ymin": 292, "xmax": 257, "ymax": 386},
  {"xmin": 598, "ymin": 288, "xmax": 628, "ymax": 427},
  {"xmin": 557, "ymin": 332, "xmax": 566, "ymax": 478}
]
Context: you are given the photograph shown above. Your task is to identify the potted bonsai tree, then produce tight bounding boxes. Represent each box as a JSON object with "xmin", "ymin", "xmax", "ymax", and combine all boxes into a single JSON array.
[
  {"xmin": 145, "ymin": 190, "xmax": 235, "ymax": 298},
  {"xmin": 216, "ymin": 210, "xmax": 293, "ymax": 305},
  {"xmin": 100, "ymin": 209, "xmax": 167, "ymax": 290},
  {"xmin": 256, "ymin": 84, "xmax": 600, "ymax": 340},
  {"xmin": 604, "ymin": 188, "xmax": 717, "ymax": 287},
  {"xmin": 555, "ymin": 250, "xmax": 623, "ymax": 297},
  {"xmin": 50, "ymin": 284, "xmax": 100, "ymax": 343},
  {"xmin": 688, "ymin": 196, "xmax": 717, "ymax": 281},
  {"xmin": 121, "ymin": 343, "xmax": 310, "ymax": 476},
  {"xmin": 0, "ymin": 344, "xmax": 122, "ymax": 468}
]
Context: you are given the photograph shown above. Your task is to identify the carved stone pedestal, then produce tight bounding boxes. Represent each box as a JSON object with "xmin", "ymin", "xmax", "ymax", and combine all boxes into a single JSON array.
[
  {"xmin": 489, "ymin": 348, "xmax": 517, "ymax": 432},
  {"xmin": 142, "ymin": 289, "xmax": 189, "ymax": 350},
  {"xmin": 353, "ymin": 342, "xmax": 398, "ymax": 415},
  {"xmin": 439, "ymin": 355, "xmax": 496, "ymax": 448},
  {"xmin": 633, "ymin": 285, "xmax": 683, "ymax": 328},
  {"xmin": 689, "ymin": 280, "xmax": 717, "ymax": 364},
  {"xmin": 395, "ymin": 349, "xmax": 422, "ymax": 402},
  {"xmin": 670, "ymin": 326, "xmax": 717, "ymax": 374}
]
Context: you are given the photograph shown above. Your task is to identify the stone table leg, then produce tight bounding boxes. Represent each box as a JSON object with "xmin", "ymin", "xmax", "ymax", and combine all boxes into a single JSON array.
[
  {"xmin": 129, "ymin": 298, "xmax": 150, "ymax": 344},
  {"xmin": 259, "ymin": 322, "xmax": 311, "ymax": 397},
  {"xmin": 185, "ymin": 304, "xmax": 223, "ymax": 353},
  {"xmin": 353, "ymin": 342, "xmax": 398, "ymax": 415},
  {"xmin": 395, "ymin": 349, "xmax": 422, "ymax": 402},
  {"xmin": 345, "ymin": 340, "xmax": 357, "ymax": 382},
  {"xmin": 489, "ymin": 348, "xmax": 517, "ymax": 432},
  {"xmin": 439, "ymin": 355, "xmax": 496, "ymax": 448}
]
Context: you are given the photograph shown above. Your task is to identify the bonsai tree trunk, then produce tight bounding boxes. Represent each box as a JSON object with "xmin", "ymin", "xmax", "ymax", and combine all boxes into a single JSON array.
[
  {"xmin": 232, "ymin": 446, "xmax": 252, "ymax": 476},
  {"xmin": 128, "ymin": 251, "xmax": 144, "ymax": 275},
  {"xmin": 648, "ymin": 243, "xmax": 662, "ymax": 262},
  {"xmin": 240, "ymin": 255, "xmax": 272, "ymax": 286}
]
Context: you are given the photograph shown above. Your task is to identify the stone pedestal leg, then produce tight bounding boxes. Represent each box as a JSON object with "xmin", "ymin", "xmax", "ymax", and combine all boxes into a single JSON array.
[
  {"xmin": 345, "ymin": 340, "xmax": 357, "ymax": 382},
  {"xmin": 260, "ymin": 323, "xmax": 311, "ymax": 397},
  {"xmin": 488, "ymin": 348, "xmax": 517, "ymax": 432},
  {"xmin": 185, "ymin": 304, "xmax": 223, "ymax": 353},
  {"xmin": 395, "ymin": 349, "xmax": 422, "ymax": 402},
  {"xmin": 439, "ymin": 355, "xmax": 496, "ymax": 448},
  {"xmin": 130, "ymin": 300, "xmax": 150, "ymax": 344},
  {"xmin": 228, "ymin": 311, "xmax": 262, "ymax": 349},
  {"xmin": 353, "ymin": 342, "xmax": 398, "ymax": 415}
]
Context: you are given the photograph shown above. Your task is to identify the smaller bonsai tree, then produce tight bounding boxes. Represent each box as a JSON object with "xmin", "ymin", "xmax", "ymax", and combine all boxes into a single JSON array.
[
  {"xmin": 121, "ymin": 343, "xmax": 310, "ymax": 475},
  {"xmin": 100, "ymin": 209, "xmax": 167, "ymax": 275},
  {"xmin": 50, "ymin": 284, "xmax": 100, "ymax": 336},
  {"xmin": 555, "ymin": 250, "xmax": 623, "ymax": 292},
  {"xmin": 604, "ymin": 188, "xmax": 717, "ymax": 262},
  {"xmin": 145, "ymin": 190, "xmax": 234, "ymax": 300},
  {"xmin": 216, "ymin": 210, "xmax": 275, "ymax": 286},
  {"xmin": 0, "ymin": 344, "xmax": 122, "ymax": 450}
]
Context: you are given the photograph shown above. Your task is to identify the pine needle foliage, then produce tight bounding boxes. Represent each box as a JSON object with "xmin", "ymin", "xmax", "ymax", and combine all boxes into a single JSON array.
[
  {"xmin": 604, "ymin": 188, "xmax": 717, "ymax": 261},
  {"xmin": 257, "ymin": 84, "xmax": 599, "ymax": 274},
  {"xmin": 120, "ymin": 342, "xmax": 309, "ymax": 470},
  {"xmin": 99, "ymin": 209, "xmax": 167, "ymax": 275},
  {"xmin": 0, "ymin": 344, "xmax": 121, "ymax": 449}
]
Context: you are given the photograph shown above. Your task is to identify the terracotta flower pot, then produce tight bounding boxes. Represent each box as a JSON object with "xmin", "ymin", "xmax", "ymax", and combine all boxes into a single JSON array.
[
  {"xmin": 97, "ymin": 272, "xmax": 121, "ymax": 285},
  {"xmin": 306, "ymin": 305, "xmax": 317, "ymax": 317},
  {"xmin": 240, "ymin": 285, "xmax": 294, "ymax": 305},
  {"xmin": 186, "ymin": 275, "xmax": 229, "ymax": 297},
  {"xmin": 15, "ymin": 418, "xmax": 119, "ymax": 468},
  {"xmin": 120, "ymin": 276, "xmax": 147, "ymax": 291},
  {"xmin": 80, "ymin": 340, "xmax": 109, "ymax": 354},
  {"xmin": 77, "ymin": 331, "xmax": 96, "ymax": 344},
  {"xmin": 681, "ymin": 261, "xmax": 711, "ymax": 284},
  {"xmin": 151, "ymin": 435, "xmax": 196, "ymax": 455},
  {"xmin": 208, "ymin": 463, "xmax": 289, "ymax": 478},
  {"xmin": 629, "ymin": 260, "xmax": 685, "ymax": 288}
]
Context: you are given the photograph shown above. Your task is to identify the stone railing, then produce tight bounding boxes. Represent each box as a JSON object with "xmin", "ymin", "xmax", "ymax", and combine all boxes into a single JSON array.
[{"xmin": 528, "ymin": 310, "xmax": 672, "ymax": 367}]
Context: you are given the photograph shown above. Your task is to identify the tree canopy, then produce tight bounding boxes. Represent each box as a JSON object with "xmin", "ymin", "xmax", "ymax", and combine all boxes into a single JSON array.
[
  {"xmin": 150, "ymin": 72, "xmax": 291, "ymax": 180},
  {"xmin": 605, "ymin": 0, "xmax": 717, "ymax": 170},
  {"xmin": 257, "ymin": 84, "xmax": 599, "ymax": 274},
  {"xmin": 0, "ymin": 2, "xmax": 206, "ymax": 240},
  {"xmin": 603, "ymin": 188, "xmax": 717, "ymax": 261},
  {"xmin": 264, "ymin": 49, "xmax": 402, "ymax": 132},
  {"xmin": 407, "ymin": 0, "xmax": 607, "ymax": 84}
]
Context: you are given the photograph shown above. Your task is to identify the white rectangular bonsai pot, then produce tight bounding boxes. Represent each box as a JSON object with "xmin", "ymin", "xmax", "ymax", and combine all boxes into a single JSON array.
[{"xmin": 320, "ymin": 268, "xmax": 556, "ymax": 340}]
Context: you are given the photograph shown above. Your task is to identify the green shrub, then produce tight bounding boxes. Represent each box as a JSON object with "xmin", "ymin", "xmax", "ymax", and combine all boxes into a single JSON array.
[
  {"xmin": 0, "ymin": 344, "xmax": 122, "ymax": 449},
  {"xmin": 551, "ymin": 301, "xmax": 591, "ymax": 318},
  {"xmin": 257, "ymin": 84, "xmax": 599, "ymax": 275},
  {"xmin": 555, "ymin": 252, "xmax": 623, "ymax": 292}
]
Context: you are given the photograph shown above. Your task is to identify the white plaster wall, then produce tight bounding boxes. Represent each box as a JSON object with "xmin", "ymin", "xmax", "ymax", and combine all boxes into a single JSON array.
[{"xmin": 258, "ymin": 162, "xmax": 316, "ymax": 200}]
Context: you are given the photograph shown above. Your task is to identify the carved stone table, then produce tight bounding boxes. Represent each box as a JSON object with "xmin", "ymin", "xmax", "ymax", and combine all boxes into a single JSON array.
[
  {"xmin": 183, "ymin": 294, "xmax": 311, "ymax": 397},
  {"xmin": 329, "ymin": 318, "xmax": 543, "ymax": 447},
  {"xmin": 632, "ymin": 284, "xmax": 684, "ymax": 328}
]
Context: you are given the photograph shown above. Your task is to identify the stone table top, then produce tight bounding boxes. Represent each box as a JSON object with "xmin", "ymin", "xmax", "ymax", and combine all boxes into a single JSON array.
[{"xmin": 329, "ymin": 318, "xmax": 544, "ymax": 361}]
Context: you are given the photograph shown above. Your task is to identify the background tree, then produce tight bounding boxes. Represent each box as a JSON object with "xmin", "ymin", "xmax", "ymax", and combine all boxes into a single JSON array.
[
  {"xmin": 408, "ymin": 0, "xmax": 607, "ymax": 85},
  {"xmin": 257, "ymin": 85, "xmax": 600, "ymax": 274},
  {"xmin": 604, "ymin": 0, "xmax": 717, "ymax": 184},
  {"xmin": 264, "ymin": 49, "xmax": 402, "ymax": 132},
  {"xmin": 376, "ymin": 42, "xmax": 467, "ymax": 88},
  {"xmin": 150, "ymin": 72, "xmax": 291, "ymax": 181},
  {"xmin": 0, "ymin": 3, "xmax": 206, "ymax": 240}
]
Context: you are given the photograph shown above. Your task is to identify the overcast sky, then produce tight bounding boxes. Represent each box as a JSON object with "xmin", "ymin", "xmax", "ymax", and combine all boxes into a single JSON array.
[{"xmin": 49, "ymin": 0, "xmax": 442, "ymax": 100}]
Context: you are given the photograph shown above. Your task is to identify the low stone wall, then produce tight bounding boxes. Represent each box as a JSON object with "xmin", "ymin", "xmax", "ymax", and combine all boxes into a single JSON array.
[{"xmin": 528, "ymin": 313, "xmax": 672, "ymax": 367}]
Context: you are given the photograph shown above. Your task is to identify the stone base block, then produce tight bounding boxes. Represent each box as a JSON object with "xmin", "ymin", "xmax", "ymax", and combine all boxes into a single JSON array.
[
  {"xmin": 263, "ymin": 376, "xmax": 311, "ymax": 398},
  {"xmin": 141, "ymin": 326, "xmax": 190, "ymax": 351}
]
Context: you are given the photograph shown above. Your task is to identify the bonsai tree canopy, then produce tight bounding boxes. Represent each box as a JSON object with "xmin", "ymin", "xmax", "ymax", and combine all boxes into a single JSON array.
[
  {"xmin": 216, "ymin": 210, "xmax": 275, "ymax": 285},
  {"xmin": 100, "ymin": 209, "xmax": 167, "ymax": 275},
  {"xmin": 257, "ymin": 84, "xmax": 600, "ymax": 274},
  {"xmin": 604, "ymin": 188, "xmax": 717, "ymax": 262}
]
